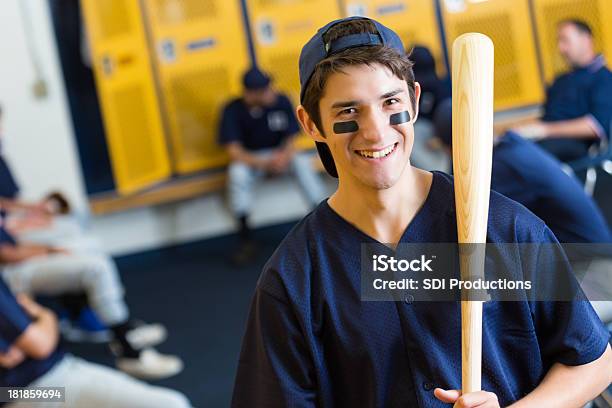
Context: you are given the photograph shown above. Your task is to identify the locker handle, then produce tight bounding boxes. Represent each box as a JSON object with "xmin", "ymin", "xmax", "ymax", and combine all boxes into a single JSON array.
[
  {"xmin": 101, "ymin": 54, "xmax": 114, "ymax": 77},
  {"xmin": 101, "ymin": 54, "xmax": 135, "ymax": 77}
]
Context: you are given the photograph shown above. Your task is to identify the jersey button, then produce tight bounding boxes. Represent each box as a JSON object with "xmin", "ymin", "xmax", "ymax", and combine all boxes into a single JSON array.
[
  {"xmin": 423, "ymin": 381, "xmax": 435, "ymax": 391},
  {"xmin": 404, "ymin": 294, "xmax": 414, "ymax": 304}
]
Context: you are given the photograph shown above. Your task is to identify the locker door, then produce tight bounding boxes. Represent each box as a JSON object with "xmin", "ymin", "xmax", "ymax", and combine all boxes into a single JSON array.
[
  {"xmin": 245, "ymin": 0, "xmax": 343, "ymax": 150},
  {"xmin": 144, "ymin": 0, "xmax": 250, "ymax": 174},
  {"xmin": 440, "ymin": 0, "xmax": 544, "ymax": 110},
  {"xmin": 532, "ymin": 0, "xmax": 612, "ymax": 84},
  {"xmin": 81, "ymin": 0, "xmax": 171, "ymax": 194},
  {"xmin": 342, "ymin": 0, "xmax": 446, "ymax": 78}
]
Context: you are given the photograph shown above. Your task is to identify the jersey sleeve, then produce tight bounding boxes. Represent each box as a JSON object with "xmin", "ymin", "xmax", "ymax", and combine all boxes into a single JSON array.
[
  {"xmin": 588, "ymin": 74, "xmax": 612, "ymax": 140},
  {"xmin": 231, "ymin": 285, "xmax": 317, "ymax": 407},
  {"xmin": 0, "ymin": 280, "xmax": 32, "ymax": 353},
  {"xmin": 218, "ymin": 102, "xmax": 243, "ymax": 145},
  {"xmin": 529, "ymin": 226, "xmax": 610, "ymax": 368}
]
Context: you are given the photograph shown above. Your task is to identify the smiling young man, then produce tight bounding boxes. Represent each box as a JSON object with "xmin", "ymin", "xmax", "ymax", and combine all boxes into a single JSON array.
[{"xmin": 231, "ymin": 17, "xmax": 612, "ymax": 408}]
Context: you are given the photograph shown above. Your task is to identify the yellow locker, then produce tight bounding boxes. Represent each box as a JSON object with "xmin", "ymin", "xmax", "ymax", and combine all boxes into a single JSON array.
[
  {"xmin": 143, "ymin": 0, "xmax": 250, "ymax": 174},
  {"xmin": 440, "ymin": 0, "xmax": 544, "ymax": 110},
  {"xmin": 81, "ymin": 0, "xmax": 171, "ymax": 194},
  {"xmin": 245, "ymin": 0, "xmax": 343, "ymax": 150},
  {"xmin": 342, "ymin": 0, "xmax": 446, "ymax": 78},
  {"xmin": 532, "ymin": 0, "xmax": 612, "ymax": 84}
]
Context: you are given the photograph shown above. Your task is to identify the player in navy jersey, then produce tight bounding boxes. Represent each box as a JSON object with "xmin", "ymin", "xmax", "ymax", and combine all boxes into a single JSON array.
[
  {"xmin": 231, "ymin": 17, "xmax": 612, "ymax": 408},
  {"xmin": 432, "ymin": 98, "xmax": 611, "ymax": 244},
  {"xmin": 512, "ymin": 20, "xmax": 612, "ymax": 162},
  {"xmin": 219, "ymin": 68, "xmax": 326, "ymax": 265}
]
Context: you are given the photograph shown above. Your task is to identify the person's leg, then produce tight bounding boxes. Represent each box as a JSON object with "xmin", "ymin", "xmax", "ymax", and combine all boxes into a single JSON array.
[
  {"xmin": 2, "ymin": 253, "xmax": 128, "ymax": 326},
  {"xmin": 2, "ymin": 255, "xmax": 181, "ymax": 378},
  {"xmin": 227, "ymin": 160, "xmax": 266, "ymax": 265},
  {"xmin": 228, "ymin": 161, "xmax": 259, "ymax": 241},
  {"xmin": 290, "ymin": 151, "xmax": 327, "ymax": 208},
  {"xmin": 6, "ymin": 354, "xmax": 191, "ymax": 408},
  {"xmin": 1, "ymin": 254, "xmax": 137, "ymax": 354},
  {"xmin": 536, "ymin": 138, "xmax": 593, "ymax": 162}
]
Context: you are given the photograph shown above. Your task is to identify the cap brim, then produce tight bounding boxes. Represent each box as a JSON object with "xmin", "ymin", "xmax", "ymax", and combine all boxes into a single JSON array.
[{"xmin": 315, "ymin": 142, "xmax": 338, "ymax": 178}]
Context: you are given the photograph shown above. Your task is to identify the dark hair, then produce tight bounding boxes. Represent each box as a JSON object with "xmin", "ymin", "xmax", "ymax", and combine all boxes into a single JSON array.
[
  {"xmin": 302, "ymin": 19, "xmax": 416, "ymax": 134},
  {"xmin": 559, "ymin": 19, "xmax": 593, "ymax": 37}
]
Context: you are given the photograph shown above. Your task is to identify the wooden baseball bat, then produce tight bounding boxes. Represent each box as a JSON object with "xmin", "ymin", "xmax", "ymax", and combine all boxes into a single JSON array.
[{"xmin": 451, "ymin": 33, "xmax": 494, "ymax": 393}]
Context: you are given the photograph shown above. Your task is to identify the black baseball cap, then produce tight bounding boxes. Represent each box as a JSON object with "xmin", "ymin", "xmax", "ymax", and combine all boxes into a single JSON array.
[
  {"xmin": 298, "ymin": 17, "xmax": 406, "ymax": 178},
  {"xmin": 243, "ymin": 67, "xmax": 271, "ymax": 90}
]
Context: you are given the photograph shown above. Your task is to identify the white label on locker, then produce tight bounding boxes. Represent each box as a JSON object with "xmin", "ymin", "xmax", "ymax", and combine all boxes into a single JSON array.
[
  {"xmin": 347, "ymin": 3, "xmax": 367, "ymax": 17},
  {"xmin": 257, "ymin": 19, "xmax": 276, "ymax": 45},
  {"xmin": 377, "ymin": 3, "xmax": 406, "ymax": 16},
  {"xmin": 444, "ymin": 0, "xmax": 466, "ymax": 13},
  {"xmin": 159, "ymin": 39, "xmax": 177, "ymax": 63},
  {"xmin": 186, "ymin": 37, "xmax": 216, "ymax": 51}
]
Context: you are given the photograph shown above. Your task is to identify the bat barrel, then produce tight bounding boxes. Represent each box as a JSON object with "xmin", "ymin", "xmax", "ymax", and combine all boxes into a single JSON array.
[{"xmin": 451, "ymin": 33, "xmax": 494, "ymax": 394}]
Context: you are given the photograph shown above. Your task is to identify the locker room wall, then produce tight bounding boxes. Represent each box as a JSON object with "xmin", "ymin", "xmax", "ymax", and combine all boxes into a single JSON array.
[
  {"xmin": 68, "ymin": 0, "xmax": 612, "ymax": 198},
  {"xmin": 342, "ymin": 0, "xmax": 447, "ymax": 78},
  {"xmin": 143, "ymin": 0, "xmax": 250, "ymax": 174},
  {"xmin": 439, "ymin": 0, "xmax": 545, "ymax": 110},
  {"xmin": 0, "ymin": 0, "xmax": 87, "ymax": 210}
]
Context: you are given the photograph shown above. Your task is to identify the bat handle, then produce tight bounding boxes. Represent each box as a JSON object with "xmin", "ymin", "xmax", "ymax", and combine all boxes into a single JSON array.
[{"xmin": 462, "ymin": 300, "xmax": 482, "ymax": 392}]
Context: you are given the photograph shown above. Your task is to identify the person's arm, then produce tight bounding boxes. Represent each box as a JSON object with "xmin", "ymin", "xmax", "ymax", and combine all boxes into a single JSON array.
[
  {"xmin": 512, "ymin": 117, "xmax": 599, "ymax": 140},
  {"xmin": 226, "ymin": 142, "xmax": 270, "ymax": 170},
  {"xmin": 434, "ymin": 328, "xmax": 612, "ymax": 408},
  {"xmin": 542, "ymin": 117, "xmax": 600, "ymax": 139},
  {"xmin": 268, "ymin": 96, "xmax": 301, "ymax": 172},
  {"xmin": 508, "ymin": 345, "xmax": 612, "ymax": 407},
  {"xmin": 0, "ymin": 243, "xmax": 64, "ymax": 263},
  {"xmin": 0, "ymin": 197, "xmax": 50, "ymax": 215},
  {"xmin": 268, "ymin": 135, "xmax": 298, "ymax": 173},
  {"xmin": 13, "ymin": 295, "xmax": 59, "ymax": 360},
  {"xmin": 0, "ymin": 346, "xmax": 26, "ymax": 369}
]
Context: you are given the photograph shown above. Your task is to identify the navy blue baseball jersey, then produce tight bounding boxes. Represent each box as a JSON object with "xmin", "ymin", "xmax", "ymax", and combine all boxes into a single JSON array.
[
  {"xmin": 218, "ymin": 94, "xmax": 300, "ymax": 151},
  {"xmin": 493, "ymin": 132, "xmax": 611, "ymax": 243},
  {"xmin": 0, "ymin": 278, "xmax": 63, "ymax": 388},
  {"xmin": 232, "ymin": 171, "xmax": 609, "ymax": 407},
  {"xmin": 543, "ymin": 55, "xmax": 612, "ymax": 140}
]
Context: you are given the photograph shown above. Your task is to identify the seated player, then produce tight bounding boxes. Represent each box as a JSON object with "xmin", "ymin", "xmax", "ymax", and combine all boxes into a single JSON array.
[
  {"xmin": 0, "ymin": 106, "xmax": 182, "ymax": 378},
  {"xmin": 433, "ymin": 98, "xmax": 611, "ymax": 244},
  {"xmin": 0, "ymin": 278, "xmax": 191, "ymax": 407},
  {"xmin": 0, "ymin": 216, "xmax": 182, "ymax": 380},
  {"xmin": 232, "ymin": 17, "xmax": 612, "ymax": 407},
  {"xmin": 512, "ymin": 20, "xmax": 612, "ymax": 162},
  {"xmin": 434, "ymin": 100, "xmax": 612, "ymax": 324},
  {"xmin": 218, "ymin": 67, "xmax": 327, "ymax": 264}
]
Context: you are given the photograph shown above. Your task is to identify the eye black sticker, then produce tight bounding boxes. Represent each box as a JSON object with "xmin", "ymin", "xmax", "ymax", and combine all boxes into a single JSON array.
[
  {"xmin": 333, "ymin": 121, "xmax": 359, "ymax": 134},
  {"xmin": 390, "ymin": 111, "xmax": 411, "ymax": 125}
]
